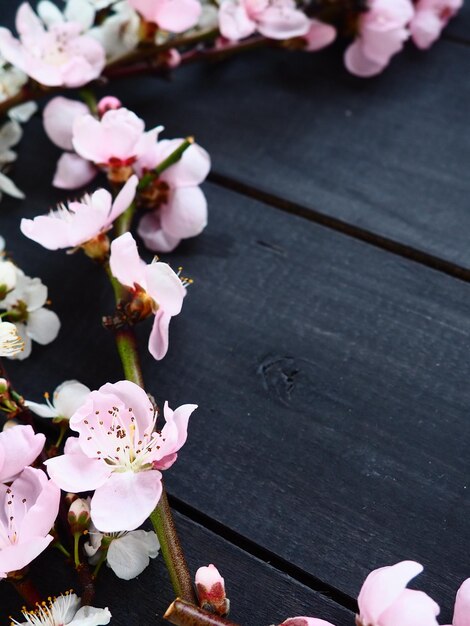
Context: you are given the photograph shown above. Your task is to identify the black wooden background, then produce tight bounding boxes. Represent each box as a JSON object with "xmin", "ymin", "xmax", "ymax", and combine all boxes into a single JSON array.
[{"xmin": 0, "ymin": 1, "xmax": 469, "ymax": 624}]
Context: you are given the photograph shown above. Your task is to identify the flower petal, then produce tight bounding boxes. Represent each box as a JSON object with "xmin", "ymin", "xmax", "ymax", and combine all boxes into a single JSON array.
[
  {"xmin": 45, "ymin": 452, "xmax": 112, "ymax": 493},
  {"xmin": 71, "ymin": 606, "xmax": 112, "ymax": 626},
  {"xmin": 148, "ymin": 309, "xmax": 171, "ymax": 361},
  {"xmin": 106, "ymin": 530, "xmax": 159, "ymax": 580},
  {"xmin": 0, "ymin": 425, "xmax": 45, "ymax": 482},
  {"xmin": 137, "ymin": 212, "xmax": 181, "ymax": 253},
  {"xmin": 144, "ymin": 261, "xmax": 186, "ymax": 315},
  {"xmin": 453, "ymin": 579, "xmax": 470, "ymax": 626},
  {"xmin": 160, "ymin": 186, "xmax": 208, "ymax": 239},
  {"xmin": 43, "ymin": 96, "xmax": 89, "ymax": 151},
  {"xmin": 91, "ymin": 470, "xmax": 162, "ymax": 532},
  {"xmin": 27, "ymin": 308, "xmax": 61, "ymax": 345},
  {"xmin": 54, "ymin": 380, "xmax": 90, "ymax": 419},
  {"xmin": 379, "ymin": 589, "xmax": 439, "ymax": 626}
]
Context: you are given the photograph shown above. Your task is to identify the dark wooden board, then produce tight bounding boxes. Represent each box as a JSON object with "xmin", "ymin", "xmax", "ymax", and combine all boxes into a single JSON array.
[
  {"xmin": 0, "ymin": 510, "xmax": 354, "ymax": 626},
  {"xmin": 445, "ymin": 4, "xmax": 470, "ymax": 41},
  {"xmin": 106, "ymin": 39, "xmax": 470, "ymax": 271},
  {"xmin": 3, "ymin": 107, "xmax": 470, "ymax": 622}
]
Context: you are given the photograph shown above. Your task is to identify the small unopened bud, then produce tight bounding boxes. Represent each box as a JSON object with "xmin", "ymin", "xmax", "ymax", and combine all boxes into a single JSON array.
[
  {"xmin": 195, "ymin": 564, "xmax": 230, "ymax": 617},
  {"xmin": 162, "ymin": 49, "xmax": 181, "ymax": 69},
  {"xmin": 68, "ymin": 498, "xmax": 90, "ymax": 533},
  {"xmin": 97, "ymin": 96, "xmax": 122, "ymax": 117},
  {"xmin": 0, "ymin": 378, "xmax": 9, "ymax": 393}
]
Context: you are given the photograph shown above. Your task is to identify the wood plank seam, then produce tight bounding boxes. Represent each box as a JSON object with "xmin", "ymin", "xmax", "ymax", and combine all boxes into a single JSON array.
[
  {"xmin": 169, "ymin": 494, "xmax": 359, "ymax": 614},
  {"xmin": 208, "ymin": 171, "xmax": 470, "ymax": 284}
]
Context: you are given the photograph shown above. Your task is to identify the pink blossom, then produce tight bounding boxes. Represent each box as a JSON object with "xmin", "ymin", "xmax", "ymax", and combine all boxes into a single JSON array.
[
  {"xmin": 303, "ymin": 20, "xmax": 336, "ymax": 51},
  {"xmin": 129, "ymin": 0, "xmax": 202, "ymax": 33},
  {"xmin": 136, "ymin": 139, "xmax": 210, "ymax": 253},
  {"xmin": 109, "ymin": 232, "xmax": 186, "ymax": 360},
  {"xmin": 97, "ymin": 96, "xmax": 122, "ymax": 116},
  {"xmin": 410, "ymin": 0, "xmax": 463, "ymax": 49},
  {"xmin": 196, "ymin": 564, "xmax": 230, "ymax": 616},
  {"xmin": 20, "ymin": 175, "xmax": 138, "ymax": 250},
  {"xmin": 443, "ymin": 579, "xmax": 470, "ymax": 626},
  {"xmin": 73, "ymin": 107, "xmax": 161, "ymax": 168},
  {"xmin": 0, "ymin": 425, "xmax": 45, "ymax": 483},
  {"xmin": 43, "ymin": 96, "xmax": 98, "ymax": 189},
  {"xmin": 218, "ymin": 0, "xmax": 310, "ymax": 41},
  {"xmin": 0, "ymin": 467, "xmax": 60, "ymax": 578},
  {"xmin": 357, "ymin": 561, "xmax": 440, "ymax": 626},
  {"xmin": 45, "ymin": 380, "xmax": 197, "ymax": 531},
  {"xmin": 280, "ymin": 617, "xmax": 333, "ymax": 626},
  {"xmin": 344, "ymin": 0, "xmax": 414, "ymax": 77},
  {"xmin": 0, "ymin": 3, "xmax": 105, "ymax": 87}
]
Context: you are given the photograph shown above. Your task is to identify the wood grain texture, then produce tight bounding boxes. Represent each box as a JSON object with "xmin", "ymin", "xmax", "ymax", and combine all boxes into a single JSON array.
[
  {"xmin": 106, "ymin": 40, "xmax": 470, "ymax": 270},
  {"xmin": 3, "ymin": 112, "xmax": 470, "ymax": 621},
  {"xmin": 0, "ymin": 511, "xmax": 353, "ymax": 626}
]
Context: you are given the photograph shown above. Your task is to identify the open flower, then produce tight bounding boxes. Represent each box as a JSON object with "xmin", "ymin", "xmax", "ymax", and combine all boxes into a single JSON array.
[
  {"xmin": 0, "ymin": 119, "xmax": 25, "ymax": 201},
  {"xmin": 0, "ymin": 3, "xmax": 105, "ymax": 87},
  {"xmin": 445, "ymin": 578, "xmax": 470, "ymax": 626},
  {"xmin": 356, "ymin": 561, "xmax": 440, "ymax": 626},
  {"xmin": 0, "ymin": 320, "xmax": 24, "ymax": 357},
  {"xmin": 110, "ymin": 232, "xmax": 187, "ymax": 359},
  {"xmin": 410, "ymin": 0, "xmax": 463, "ymax": 49},
  {"xmin": 45, "ymin": 380, "xmax": 197, "ymax": 531},
  {"xmin": 0, "ymin": 425, "xmax": 45, "ymax": 483},
  {"xmin": 26, "ymin": 380, "xmax": 91, "ymax": 421},
  {"xmin": 344, "ymin": 0, "xmax": 414, "ymax": 77},
  {"xmin": 0, "ymin": 467, "xmax": 60, "ymax": 578},
  {"xmin": 2, "ymin": 270, "xmax": 60, "ymax": 360},
  {"xmin": 43, "ymin": 96, "xmax": 97, "ymax": 189},
  {"xmin": 85, "ymin": 522, "xmax": 160, "ymax": 580},
  {"xmin": 218, "ymin": 0, "xmax": 310, "ymax": 41},
  {"xmin": 136, "ymin": 139, "xmax": 210, "ymax": 253},
  {"xmin": 129, "ymin": 0, "xmax": 202, "ymax": 33},
  {"xmin": 72, "ymin": 108, "xmax": 161, "ymax": 170},
  {"xmin": 11, "ymin": 592, "xmax": 111, "ymax": 626},
  {"xmin": 20, "ymin": 175, "xmax": 138, "ymax": 251}
]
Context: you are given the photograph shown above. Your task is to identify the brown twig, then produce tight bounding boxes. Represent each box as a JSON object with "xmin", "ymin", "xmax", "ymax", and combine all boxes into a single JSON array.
[{"xmin": 164, "ymin": 599, "xmax": 241, "ymax": 626}]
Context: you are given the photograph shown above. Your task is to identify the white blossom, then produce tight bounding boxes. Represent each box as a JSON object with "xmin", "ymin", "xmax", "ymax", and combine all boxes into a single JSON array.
[
  {"xmin": 0, "ymin": 320, "xmax": 24, "ymax": 357},
  {"xmin": 11, "ymin": 592, "xmax": 111, "ymax": 626},
  {"xmin": 90, "ymin": 1, "xmax": 140, "ymax": 61},
  {"xmin": 26, "ymin": 380, "xmax": 91, "ymax": 420}
]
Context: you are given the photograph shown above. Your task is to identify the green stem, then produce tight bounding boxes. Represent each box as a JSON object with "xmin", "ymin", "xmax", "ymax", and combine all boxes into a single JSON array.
[
  {"xmin": 53, "ymin": 540, "xmax": 72, "ymax": 559},
  {"xmin": 79, "ymin": 88, "xmax": 98, "ymax": 114},
  {"xmin": 92, "ymin": 549, "xmax": 108, "ymax": 578},
  {"xmin": 115, "ymin": 329, "xmax": 145, "ymax": 388},
  {"xmin": 114, "ymin": 201, "xmax": 136, "ymax": 237},
  {"xmin": 150, "ymin": 490, "xmax": 196, "ymax": 604},
  {"xmin": 73, "ymin": 532, "xmax": 81, "ymax": 567},
  {"xmin": 138, "ymin": 138, "xmax": 194, "ymax": 191}
]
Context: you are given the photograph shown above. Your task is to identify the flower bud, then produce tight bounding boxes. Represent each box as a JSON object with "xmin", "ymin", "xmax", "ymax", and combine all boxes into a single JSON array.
[
  {"xmin": 97, "ymin": 96, "xmax": 122, "ymax": 117},
  {"xmin": 195, "ymin": 564, "xmax": 230, "ymax": 616},
  {"xmin": 68, "ymin": 498, "xmax": 91, "ymax": 534},
  {"xmin": 0, "ymin": 378, "xmax": 9, "ymax": 394}
]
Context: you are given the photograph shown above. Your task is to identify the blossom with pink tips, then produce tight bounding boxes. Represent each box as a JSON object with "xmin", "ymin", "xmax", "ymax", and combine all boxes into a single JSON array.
[
  {"xmin": 20, "ymin": 175, "xmax": 138, "ymax": 251},
  {"xmin": 280, "ymin": 617, "xmax": 334, "ymax": 626},
  {"xmin": 219, "ymin": 0, "xmax": 310, "ymax": 41},
  {"xmin": 110, "ymin": 232, "xmax": 187, "ymax": 360},
  {"xmin": 0, "ymin": 467, "xmax": 60, "ymax": 578},
  {"xmin": 129, "ymin": 0, "xmax": 202, "ymax": 33},
  {"xmin": 0, "ymin": 3, "xmax": 105, "ymax": 87},
  {"xmin": 410, "ymin": 0, "xmax": 463, "ymax": 49},
  {"xmin": 45, "ymin": 380, "xmax": 197, "ymax": 531},
  {"xmin": 344, "ymin": 0, "xmax": 414, "ymax": 77},
  {"xmin": 442, "ymin": 578, "xmax": 470, "ymax": 626},
  {"xmin": 73, "ymin": 107, "xmax": 162, "ymax": 168},
  {"xmin": 196, "ymin": 564, "xmax": 230, "ymax": 616},
  {"xmin": 0, "ymin": 425, "xmax": 45, "ymax": 483},
  {"xmin": 136, "ymin": 139, "xmax": 210, "ymax": 253},
  {"xmin": 43, "ymin": 96, "xmax": 97, "ymax": 189},
  {"xmin": 356, "ymin": 560, "xmax": 440, "ymax": 626}
]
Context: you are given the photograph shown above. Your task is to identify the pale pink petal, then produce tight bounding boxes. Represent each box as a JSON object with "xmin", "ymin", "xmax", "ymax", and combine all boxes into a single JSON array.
[
  {"xmin": 0, "ymin": 29, "xmax": 27, "ymax": 73},
  {"xmin": 110, "ymin": 232, "xmax": 146, "ymax": 289},
  {"xmin": 43, "ymin": 96, "xmax": 89, "ymax": 151},
  {"xmin": 20, "ymin": 213, "xmax": 72, "ymax": 250},
  {"xmin": 148, "ymin": 310, "xmax": 171, "ymax": 361},
  {"xmin": 45, "ymin": 453, "xmax": 112, "ymax": 492},
  {"xmin": 257, "ymin": 4, "xmax": 310, "ymax": 39},
  {"xmin": 163, "ymin": 401, "xmax": 196, "ymax": 451},
  {"xmin": 128, "ymin": 0, "xmax": 155, "ymax": 21},
  {"xmin": 218, "ymin": 0, "xmax": 257, "ymax": 40},
  {"xmin": 303, "ymin": 20, "xmax": 336, "ymax": 51},
  {"xmin": 91, "ymin": 470, "xmax": 163, "ymax": 532},
  {"xmin": 280, "ymin": 617, "xmax": 333, "ymax": 626},
  {"xmin": 16, "ymin": 3, "xmax": 45, "ymax": 41},
  {"xmin": 108, "ymin": 175, "xmax": 138, "ymax": 222},
  {"xmin": 358, "ymin": 561, "xmax": 424, "ymax": 626},
  {"xmin": 162, "ymin": 142, "xmax": 211, "ymax": 188},
  {"xmin": 344, "ymin": 40, "xmax": 385, "ymax": 77},
  {"xmin": 155, "ymin": 0, "xmax": 202, "ymax": 32},
  {"xmin": 0, "ymin": 536, "xmax": 52, "ymax": 575},
  {"xmin": 99, "ymin": 380, "xmax": 155, "ymax": 432},
  {"xmin": 379, "ymin": 589, "xmax": 439, "ymax": 626},
  {"xmin": 453, "ymin": 579, "xmax": 470, "ymax": 626},
  {"xmin": 144, "ymin": 262, "xmax": 185, "ymax": 315},
  {"xmin": 410, "ymin": 10, "xmax": 442, "ymax": 49},
  {"xmin": 53, "ymin": 152, "xmax": 98, "ymax": 189},
  {"xmin": 20, "ymin": 475, "xmax": 60, "ymax": 540},
  {"xmin": 8, "ymin": 467, "xmax": 48, "ymax": 526},
  {"xmin": 72, "ymin": 115, "xmax": 109, "ymax": 162},
  {"xmin": 27, "ymin": 308, "xmax": 60, "ymax": 345},
  {"xmin": 0, "ymin": 425, "xmax": 45, "ymax": 482},
  {"xmin": 137, "ymin": 212, "xmax": 181, "ymax": 253},
  {"xmin": 161, "ymin": 186, "xmax": 208, "ymax": 239}
]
